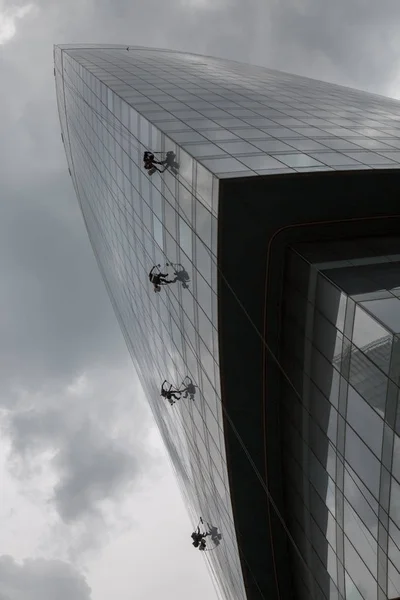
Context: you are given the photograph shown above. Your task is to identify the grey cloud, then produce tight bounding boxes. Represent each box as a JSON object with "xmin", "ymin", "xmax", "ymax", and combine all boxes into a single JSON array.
[
  {"xmin": 52, "ymin": 421, "xmax": 137, "ymax": 522},
  {"xmin": 3, "ymin": 365, "xmax": 155, "ymax": 548},
  {"xmin": 264, "ymin": 0, "xmax": 400, "ymax": 94},
  {"xmin": 0, "ymin": 174, "xmax": 126, "ymax": 392},
  {"xmin": 0, "ymin": 47, "xmax": 125, "ymax": 392},
  {"xmin": 7, "ymin": 408, "xmax": 65, "ymax": 456},
  {"xmin": 0, "ymin": 555, "xmax": 91, "ymax": 600},
  {"xmin": 129, "ymin": 0, "xmax": 400, "ymax": 96}
]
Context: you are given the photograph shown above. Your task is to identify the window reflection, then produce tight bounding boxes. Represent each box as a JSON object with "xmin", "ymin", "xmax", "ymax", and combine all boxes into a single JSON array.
[
  {"xmin": 349, "ymin": 347, "xmax": 387, "ymax": 418},
  {"xmin": 179, "ymin": 217, "xmax": 192, "ymax": 260},
  {"xmin": 344, "ymin": 537, "xmax": 377, "ymax": 600},
  {"xmin": 178, "ymin": 148, "xmax": 193, "ymax": 189},
  {"xmin": 129, "ymin": 107, "xmax": 138, "ymax": 136},
  {"xmin": 388, "ymin": 561, "xmax": 400, "ymax": 600},
  {"xmin": 344, "ymin": 499, "xmax": 377, "ymax": 577},
  {"xmin": 345, "ymin": 573, "xmax": 366, "ymax": 600},
  {"xmin": 391, "ymin": 435, "xmax": 400, "ymax": 486},
  {"xmin": 347, "ymin": 385, "xmax": 383, "ymax": 457},
  {"xmin": 311, "ymin": 351, "xmax": 340, "ymax": 407},
  {"xmin": 314, "ymin": 311, "xmax": 343, "ymax": 361},
  {"xmin": 195, "ymin": 234, "xmax": 212, "ymax": 283},
  {"xmin": 205, "ymin": 403, "xmax": 222, "ymax": 447},
  {"xmin": 345, "ymin": 426, "xmax": 380, "ymax": 499},
  {"xmin": 165, "ymin": 231, "xmax": 179, "ymax": 266},
  {"xmin": 152, "ymin": 186, "xmax": 163, "ymax": 221},
  {"xmin": 178, "ymin": 181, "xmax": 192, "ymax": 224},
  {"xmin": 199, "ymin": 339, "xmax": 215, "ymax": 385},
  {"xmin": 344, "ymin": 469, "xmax": 378, "ymax": 539},
  {"xmin": 197, "ymin": 306, "xmax": 214, "ymax": 355},
  {"xmin": 196, "ymin": 162, "xmax": 213, "ymax": 211},
  {"xmin": 390, "ymin": 478, "xmax": 400, "ymax": 529},
  {"xmin": 353, "ymin": 305, "xmax": 392, "ymax": 374},
  {"xmin": 361, "ymin": 298, "xmax": 400, "ymax": 334},
  {"xmin": 195, "ymin": 271, "xmax": 212, "ymax": 315}
]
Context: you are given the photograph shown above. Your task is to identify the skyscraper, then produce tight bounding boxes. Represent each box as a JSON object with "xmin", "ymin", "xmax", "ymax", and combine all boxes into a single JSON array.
[{"xmin": 54, "ymin": 44, "xmax": 400, "ymax": 600}]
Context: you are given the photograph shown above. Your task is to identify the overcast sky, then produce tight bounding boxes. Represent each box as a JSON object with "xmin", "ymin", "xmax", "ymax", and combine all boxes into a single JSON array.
[{"xmin": 1, "ymin": 0, "xmax": 400, "ymax": 598}]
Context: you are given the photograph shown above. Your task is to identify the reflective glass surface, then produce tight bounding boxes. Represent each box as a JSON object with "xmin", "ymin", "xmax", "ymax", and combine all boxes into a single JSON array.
[
  {"xmin": 281, "ymin": 241, "xmax": 400, "ymax": 600},
  {"xmin": 56, "ymin": 45, "xmax": 400, "ymax": 181},
  {"xmin": 55, "ymin": 45, "xmax": 244, "ymax": 600}
]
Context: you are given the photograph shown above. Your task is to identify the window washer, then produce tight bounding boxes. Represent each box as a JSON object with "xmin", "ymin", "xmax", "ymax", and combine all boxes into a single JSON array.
[
  {"xmin": 191, "ymin": 526, "xmax": 209, "ymax": 550},
  {"xmin": 161, "ymin": 380, "xmax": 183, "ymax": 405},
  {"xmin": 143, "ymin": 150, "xmax": 179, "ymax": 175},
  {"xmin": 149, "ymin": 265, "xmax": 177, "ymax": 292}
]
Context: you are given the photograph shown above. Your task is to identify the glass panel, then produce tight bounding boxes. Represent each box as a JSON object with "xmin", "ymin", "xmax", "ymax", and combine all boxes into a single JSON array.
[
  {"xmin": 311, "ymin": 352, "xmax": 340, "ymax": 409},
  {"xmin": 139, "ymin": 115, "xmax": 150, "ymax": 147},
  {"xmin": 195, "ymin": 200, "xmax": 212, "ymax": 250},
  {"xmin": 178, "ymin": 181, "xmax": 192, "ymax": 222},
  {"xmin": 344, "ymin": 468, "xmax": 378, "ymax": 539},
  {"xmin": 353, "ymin": 305, "xmax": 392, "ymax": 374},
  {"xmin": 390, "ymin": 477, "xmax": 400, "ymax": 528},
  {"xmin": 345, "ymin": 573, "xmax": 367, "ymax": 600},
  {"xmin": 344, "ymin": 498, "xmax": 377, "ymax": 577},
  {"xmin": 152, "ymin": 186, "xmax": 163, "ymax": 222},
  {"xmin": 349, "ymin": 347, "xmax": 387, "ymax": 418},
  {"xmin": 347, "ymin": 385, "xmax": 383, "ymax": 457},
  {"xmin": 392, "ymin": 434, "xmax": 400, "ymax": 484},
  {"xmin": 362, "ymin": 298, "xmax": 400, "ymax": 334},
  {"xmin": 316, "ymin": 274, "xmax": 347, "ymax": 331},
  {"xmin": 388, "ymin": 561, "xmax": 400, "ymax": 600},
  {"xmin": 178, "ymin": 148, "xmax": 193, "ymax": 189},
  {"xmin": 179, "ymin": 217, "xmax": 192, "ymax": 260},
  {"xmin": 344, "ymin": 537, "xmax": 377, "ymax": 600},
  {"xmin": 196, "ymin": 163, "xmax": 213, "ymax": 211},
  {"xmin": 345, "ymin": 426, "xmax": 380, "ymax": 498},
  {"xmin": 310, "ymin": 387, "xmax": 338, "ymax": 443},
  {"xmin": 196, "ymin": 235, "xmax": 212, "ymax": 282}
]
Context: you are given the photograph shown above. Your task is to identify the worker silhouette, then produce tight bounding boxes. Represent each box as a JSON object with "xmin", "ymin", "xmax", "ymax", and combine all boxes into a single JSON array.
[
  {"xmin": 161, "ymin": 378, "xmax": 197, "ymax": 406},
  {"xmin": 182, "ymin": 378, "xmax": 196, "ymax": 401},
  {"xmin": 206, "ymin": 523, "xmax": 222, "ymax": 546},
  {"xmin": 164, "ymin": 151, "xmax": 179, "ymax": 175},
  {"xmin": 149, "ymin": 265, "xmax": 177, "ymax": 292},
  {"xmin": 166, "ymin": 263, "xmax": 190, "ymax": 289},
  {"xmin": 191, "ymin": 526, "xmax": 209, "ymax": 551},
  {"xmin": 143, "ymin": 151, "xmax": 165, "ymax": 175},
  {"xmin": 161, "ymin": 380, "xmax": 183, "ymax": 406},
  {"xmin": 143, "ymin": 151, "xmax": 179, "ymax": 175}
]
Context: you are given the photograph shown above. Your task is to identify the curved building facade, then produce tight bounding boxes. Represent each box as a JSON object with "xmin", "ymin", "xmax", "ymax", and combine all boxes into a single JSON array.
[{"xmin": 55, "ymin": 44, "xmax": 400, "ymax": 600}]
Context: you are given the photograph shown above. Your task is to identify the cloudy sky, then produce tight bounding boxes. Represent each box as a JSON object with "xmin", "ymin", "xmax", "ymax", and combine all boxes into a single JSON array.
[{"xmin": 1, "ymin": 0, "xmax": 400, "ymax": 598}]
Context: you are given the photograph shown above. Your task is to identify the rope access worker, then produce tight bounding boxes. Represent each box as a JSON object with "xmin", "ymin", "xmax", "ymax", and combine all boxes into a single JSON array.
[
  {"xmin": 191, "ymin": 526, "xmax": 209, "ymax": 551},
  {"xmin": 143, "ymin": 151, "xmax": 178, "ymax": 175},
  {"xmin": 161, "ymin": 381, "xmax": 183, "ymax": 406},
  {"xmin": 149, "ymin": 265, "xmax": 177, "ymax": 292},
  {"xmin": 143, "ymin": 151, "xmax": 165, "ymax": 175}
]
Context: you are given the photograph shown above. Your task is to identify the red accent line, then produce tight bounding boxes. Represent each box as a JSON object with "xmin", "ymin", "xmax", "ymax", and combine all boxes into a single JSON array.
[{"xmin": 261, "ymin": 212, "xmax": 400, "ymax": 598}]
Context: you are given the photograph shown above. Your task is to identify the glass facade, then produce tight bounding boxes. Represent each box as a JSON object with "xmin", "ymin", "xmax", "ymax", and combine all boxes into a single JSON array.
[
  {"xmin": 54, "ymin": 44, "xmax": 400, "ymax": 600},
  {"xmin": 55, "ymin": 45, "xmax": 400, "ymax": 181},
  {"xmin": 54, "ymin": 44, "xmax": 243, "ymax": 600},
  {"xmin": 281, "ymin": 239, "xmax": 400, "ymax": 600}
]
